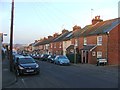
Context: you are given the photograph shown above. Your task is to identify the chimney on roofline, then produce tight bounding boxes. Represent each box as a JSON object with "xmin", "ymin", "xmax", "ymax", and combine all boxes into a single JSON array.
[
  {"xmin": 73, "ymin": 25, "xmax": 81, "ymax": 31},
  {"xmin": 44, "ymin": 37, "xmax": 47, "ymax": 40},
  {"xmin": 62, "ymin": 29, "xmax": 69, "ymax": 34},
  {"xmin": 48, "ymin": 35, "xmax": 53, "ymax": 39},
  {"xmin": 92, "ymin": 16, "xmax": 103, "ymax": 25},
  {"xmin": 53, "ymin": 33, "xmax": 59, "ymax": 37},
  {"xmin": 35, "ymin": 40, "xmax": 39, "ymax": 43}
]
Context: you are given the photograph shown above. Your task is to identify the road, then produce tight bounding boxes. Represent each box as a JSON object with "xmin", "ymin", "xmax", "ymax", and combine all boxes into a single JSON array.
[{"xmin": 6, "ymin": 60, "xmax": 118, "ymax": 88}]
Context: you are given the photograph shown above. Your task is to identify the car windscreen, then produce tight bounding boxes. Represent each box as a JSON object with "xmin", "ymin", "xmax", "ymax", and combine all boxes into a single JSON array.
[
  {"xmin": 59, "ymin": 56, "xmax": 68, "ymax": 59},
  {"xmin": 51, "ymin": 55, "xmax": 56, "ymax": 58},
  {"xmin": 18, "ymin": 58, "xmax": 35, "ymax": 64}
]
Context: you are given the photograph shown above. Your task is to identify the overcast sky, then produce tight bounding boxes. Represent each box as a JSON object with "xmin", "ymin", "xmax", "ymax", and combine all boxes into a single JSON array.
[{"xmin": 0, "ymin": 0, "xmax": 119, "ymax": 44}]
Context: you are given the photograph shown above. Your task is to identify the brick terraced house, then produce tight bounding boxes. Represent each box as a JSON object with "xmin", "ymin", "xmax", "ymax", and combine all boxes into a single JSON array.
[
  {"xmin": 75, "ymin": 16, "xmax": 120, "ymax": 65},
  {"xmin": 32, "ymin": 16, "xmax": 120, "ymax": 65}
]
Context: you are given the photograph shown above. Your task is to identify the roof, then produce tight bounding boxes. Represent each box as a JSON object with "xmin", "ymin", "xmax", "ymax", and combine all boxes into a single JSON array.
[
  {"xmin": 80, "ymin": 45, "xmax": 97, "ymax": 51},
  {"xmin": 33, "ymin": 37, "xmax": 56, "ymax": 47},
  {"xmin": 75, "ymin": 25, "xmax": 92, "ymax": 37},
  {"xmin": 78, "ymin": 18, "xmax": 120, "ymax": 37},
  {"xmin": 62, "ymin": 31, "xmax": 73, "ymax": 41},
  {"xmin": 53, "ymin": 31, "xmax": 70, "ymax": 42},
  {"xmin": 33, "ymin": 18, "xmax": 120, "ymax": 47}
]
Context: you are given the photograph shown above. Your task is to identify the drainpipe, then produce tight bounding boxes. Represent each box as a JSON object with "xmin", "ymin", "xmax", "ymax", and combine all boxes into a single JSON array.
[
  {"xmin": 74, "ymin": 45, "xmax": 76, "ymax": 64},
  {"xmin": 106, "ymin": 32, "xmax": 109, "ymax": 65}
]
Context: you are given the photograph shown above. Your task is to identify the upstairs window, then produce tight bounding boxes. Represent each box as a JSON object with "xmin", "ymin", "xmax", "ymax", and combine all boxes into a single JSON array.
[
  {"xmin": 54, "ymin": 43, "xmax": 56, "ymax": 48},
  {"xmin": 84, "ymin": 37, "xmax": 87, "ymax": 45},
  {"xmin": 75, "ymin": 39, "xmax": 78, "ymax": 46},
  {"xmin": 97, "ymin": 36, "xmax": 102, "ymax": 45},
  {"xmin": 59, "ymin": 42, "xmax": 62, "ymax": 48},
  {"xmin": 50, "ymin": 43, "xmax": 52, "ymax": 48}
]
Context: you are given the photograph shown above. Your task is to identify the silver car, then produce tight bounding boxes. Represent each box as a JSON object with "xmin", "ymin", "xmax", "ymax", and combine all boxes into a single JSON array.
[{"xmin": 54, "ymin": 55, "xmax": 70, "ymax": 65}]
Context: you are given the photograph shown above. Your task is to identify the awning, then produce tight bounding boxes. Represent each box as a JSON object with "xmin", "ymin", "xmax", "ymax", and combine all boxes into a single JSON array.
[{"xmin": 80, "ymin": 45, "xmax": 97, "ymax": 51}]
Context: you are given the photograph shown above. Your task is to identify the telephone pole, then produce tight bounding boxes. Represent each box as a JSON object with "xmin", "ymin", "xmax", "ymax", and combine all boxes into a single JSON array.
[{"xmin": 9, "ymin": 0, "xmax": 14, "ymax": 72}]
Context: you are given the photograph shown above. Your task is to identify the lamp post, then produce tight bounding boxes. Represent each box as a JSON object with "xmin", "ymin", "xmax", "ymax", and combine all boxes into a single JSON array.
[{"xmin": 9, "ymin": 0, "xmax": 14, "ymax": 72}]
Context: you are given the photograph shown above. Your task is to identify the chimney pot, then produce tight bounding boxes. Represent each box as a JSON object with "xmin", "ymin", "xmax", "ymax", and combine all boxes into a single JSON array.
[{"xmin": 92, "ymin": 16, "xmax": 103, "ymax": 25}]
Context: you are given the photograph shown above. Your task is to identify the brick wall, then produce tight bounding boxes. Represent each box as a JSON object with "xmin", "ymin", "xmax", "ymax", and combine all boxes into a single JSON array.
[{"xmin": 108, "ymin": 25, "xmax": 119, "ymax": 65}]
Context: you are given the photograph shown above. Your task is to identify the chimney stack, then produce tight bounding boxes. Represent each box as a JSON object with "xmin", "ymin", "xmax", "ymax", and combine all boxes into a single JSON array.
[
  {"xmin": 92, "ymin": 16, "xmax": 103, "ymax": 25},
  {"xmin": 62, "ymin": 29, "xmax": 69, "ymax": 34},
  {"xmin": 73, "ymin": 25, "xmax": 81, "ymax": 31},
  {"xmin": 43, "ymin": 37, "xmax": 47, "ymax": 40},
  {"xmin": 53, "ymin": 33, "xmax": 59, "ymax": 37},
  {"xmin": 48, "ymin": 35, "xmax": 53, "ymax": 39}
]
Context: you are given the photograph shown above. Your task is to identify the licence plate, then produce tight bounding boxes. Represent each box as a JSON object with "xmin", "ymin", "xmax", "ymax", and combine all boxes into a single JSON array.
[{"xmin": 26, "ymin": 70, "xmax": 34, "ymax": 72}]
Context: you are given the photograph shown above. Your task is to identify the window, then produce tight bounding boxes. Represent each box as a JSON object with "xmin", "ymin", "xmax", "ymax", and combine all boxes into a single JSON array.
[
  {"xmin": 97, "ymin": 51, "xmax": 102, "ymax": 58},
  {"xmin": 59, "ymin": 42, "xmax": 62, "ymax": 48},
  {"xmin": 46, "ymin": 44, "xmax": 49, "ymax": 49},
  {"xmin": 51, "ymin": 43, "xmax": 52, "ymax": 48},
  {"xmin": 75, "ymin": 39, "xmax": 78, "ymax": 46},
  {"xmin": 97, "ymin": 36, "xmax": 102, "ymax": 45},
  {"xmin": 54, "ymin": 43, "xmax": 56, "ymax": 48},
  {"xmin": 84, "ymin": 37, "xmax": 87, "ymax": 45},
  {"xmin": 92, "ymin": 51, "xmax": 96, "ymax": 56}
]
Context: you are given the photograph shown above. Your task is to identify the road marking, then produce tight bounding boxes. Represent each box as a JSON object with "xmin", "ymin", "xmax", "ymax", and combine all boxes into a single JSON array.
[{"xmin": 21, "ymin": 78, "xmax": 27, "ymax": 88}]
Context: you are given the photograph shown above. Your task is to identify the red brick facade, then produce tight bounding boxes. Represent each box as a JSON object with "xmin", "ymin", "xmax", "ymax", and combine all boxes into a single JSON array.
[
  {"xmin": 108, "ymin": 24, "xmax": 119, "ymax": 65},
  {"xmin": 32, "ymin": 17, "xmax": 120, "ymax": 65}
]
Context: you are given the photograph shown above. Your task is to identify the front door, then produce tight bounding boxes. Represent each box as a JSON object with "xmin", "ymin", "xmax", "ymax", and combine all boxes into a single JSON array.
[{"xmin": 82, "ymin": 50, "xmax": 88, "ymax": 63}]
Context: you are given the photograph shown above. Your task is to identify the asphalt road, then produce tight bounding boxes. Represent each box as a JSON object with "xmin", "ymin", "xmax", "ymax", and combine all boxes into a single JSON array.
[{"xmin": 7, "ymin": 60, "xmax": 118, "ymax": 88}]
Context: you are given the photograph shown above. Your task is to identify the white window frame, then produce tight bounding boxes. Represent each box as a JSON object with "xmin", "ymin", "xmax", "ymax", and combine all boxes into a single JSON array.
[
  {"xmin": 97, "ymin": 36, "xmax": 102, "ymax": 46},
  {"xmin": 75, "ymin": 39, "xmax": 78, "ymax": 46},
  {"xmin": 97, "ymin": 51, "xmax": 102, "ymax": 58},
  {"xmin": 84, "ymin": 37, "xmax": 87, "ymax": 45},
  {"xmin": 46, "ymin": 44, "xmax": 49, "ymax": 49},
  {"xmin": 54, "ymin": 43, "xmax": 56, "ymax": 48},
  {"xmin": 59, "ymin": 42, "xmax": 62, "ymax": 48},
  {"xmin": 50, "ymin": 43, "xmax": 52, "ymax": 48},
  {"xmin": 92, "ymin": 51, "xmax": 96, "ymax": 56}
]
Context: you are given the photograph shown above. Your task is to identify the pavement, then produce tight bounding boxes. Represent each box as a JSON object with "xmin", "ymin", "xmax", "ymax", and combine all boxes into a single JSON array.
[{"xmin": 2, "ymin": 57, "xmax": 17, "ymax": 88}]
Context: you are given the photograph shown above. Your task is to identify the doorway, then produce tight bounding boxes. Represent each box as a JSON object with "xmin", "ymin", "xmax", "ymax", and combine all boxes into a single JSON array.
[{"xmin": 82, "ymin": 50, "xmax": 88, "ymax": 63}]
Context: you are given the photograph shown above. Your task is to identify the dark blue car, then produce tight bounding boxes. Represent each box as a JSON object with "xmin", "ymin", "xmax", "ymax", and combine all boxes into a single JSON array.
[{"xmin": 14, "ymin": 55, "xmax": 40, "ymax": 76}]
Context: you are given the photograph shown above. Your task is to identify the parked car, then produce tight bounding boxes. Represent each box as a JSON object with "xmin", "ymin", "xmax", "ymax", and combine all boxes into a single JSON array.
[
  {"xmin": 40, "ymin": 54, "xmax": 49, "ymax": 61},
  {"xmin": 13, "ymin": 54, "xmax": 23, "ymax": 70},
  {"xmin": 96, "ymin": 58, "xmax": 107, "ymax": 66},
  {"xmin": 47, "ymin": 55, "xmax": 56, "ymax": 63},
  {"xmin": 31, "ymin": 54, "xmax": 41, "ymax": 60},
  {"xmin": 14, "ymin": 55, "xmax": 40, "ymax": 76},
  {"xmin": 54, "ymin": 55, "xmax": 70, "ymax": 65}
]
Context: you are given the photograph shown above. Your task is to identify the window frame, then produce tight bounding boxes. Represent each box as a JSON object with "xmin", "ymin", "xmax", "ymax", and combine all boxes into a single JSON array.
[
  {"xmin": 97, "ymin": 36, "xmax": 102, "ymax": 46},
  {"xmin": 84, "ymin": 37, "xmax": 87, "ymax": 45},
  {"xmin": 97, "ymin": 51, "xmax": 102, "ymax": 58}
]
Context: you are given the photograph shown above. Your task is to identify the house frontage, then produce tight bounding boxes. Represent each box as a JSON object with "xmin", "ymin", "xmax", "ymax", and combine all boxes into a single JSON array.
[
  {"xmin": 32, "ymin": 16, "xmax": 120, "ymax": 65},
  {"xmin": 77, "ymin": 16, "xmax": 120, "ymax": 65}
]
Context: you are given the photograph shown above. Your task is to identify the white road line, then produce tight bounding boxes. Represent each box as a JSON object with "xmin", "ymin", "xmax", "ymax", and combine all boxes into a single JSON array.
[{"xmin": 21, "ymin": 78, "xmax": 27, "ymax": 88}]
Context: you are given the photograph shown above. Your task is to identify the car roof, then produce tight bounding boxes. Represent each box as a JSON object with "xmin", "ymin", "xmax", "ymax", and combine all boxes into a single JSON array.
[
  {"xmin": 56, "ymin": 55, "xmax": 66, "ymax": 57},
  {"xmin": 15, "ymin": 55, "xmax": 32, "ymax": 59}
]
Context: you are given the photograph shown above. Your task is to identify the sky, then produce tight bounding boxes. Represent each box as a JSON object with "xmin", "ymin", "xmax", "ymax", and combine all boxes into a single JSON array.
[{"xmin": 0, "ymin": 0, "xmax": 119, "ymax": 45}]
